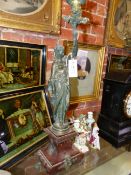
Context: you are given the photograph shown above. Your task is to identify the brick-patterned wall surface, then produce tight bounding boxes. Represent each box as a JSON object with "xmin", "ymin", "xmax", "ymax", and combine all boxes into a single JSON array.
[{"xmin": 0, "ymin": 0, "xmax": 109, "ymax": 118}]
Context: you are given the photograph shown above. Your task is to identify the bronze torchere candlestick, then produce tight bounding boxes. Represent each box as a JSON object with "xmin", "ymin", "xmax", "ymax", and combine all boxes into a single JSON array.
[
  {"xmin": 37, "ymin": 1, "xmax": 90, "ymax": 174},
  {"xmin": 48, "ymin": 0, "xmax": 89, "ymax": 135}
]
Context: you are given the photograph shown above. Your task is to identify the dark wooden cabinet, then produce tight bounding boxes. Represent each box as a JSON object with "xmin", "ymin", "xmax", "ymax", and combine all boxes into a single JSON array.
[{"xmin": 98, "ymin": 71, "xmax": 131, "ymax": 147}]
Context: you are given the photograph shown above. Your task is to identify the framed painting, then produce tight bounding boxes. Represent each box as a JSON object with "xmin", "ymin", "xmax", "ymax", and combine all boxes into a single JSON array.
[
  {"xmin": 0, "ymin": 89, "xmax": 52, "ymax": 168},
  {"xmin": 0, "ymin": 40, "xmax": 46, "ymax": 95},
  {"xmin": 64, "ymin": 41, "xmax": 105, "ymax": 104},
  {"xmin": 106, "ymin": 0, "xmax": 131, "ymax": 48},
  {"xmin": 0, "ymin": 0, "xmax": 61, "ymax": 34}
]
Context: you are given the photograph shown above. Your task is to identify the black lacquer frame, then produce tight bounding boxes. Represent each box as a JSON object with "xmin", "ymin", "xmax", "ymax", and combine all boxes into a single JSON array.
[
  {"xmin": 0, "ymin": 40, "xmax": 46, "ymax": 97},
  {"xmin": 0, "ymin": 89, "xmax": 52, "ymax": 169},
  {"xmin": 0, "ymin": 40, "xmax": 53, "ymax": 169}
]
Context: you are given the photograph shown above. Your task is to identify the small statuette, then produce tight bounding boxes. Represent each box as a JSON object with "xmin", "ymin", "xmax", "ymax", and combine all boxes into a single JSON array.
[
  {"xmin": 73, "ymin": 114, "xmax": 89, "ymax": 153},
  {"xmin": 89, "ymin": 123, "xmax": 100, "ymax": 150},
  {"xmin": 0, "ymin": 140, "xmax": 8, "ymax": 154},
  {"xmin": 73, "ymin": 111, "xmax": 100, "ymax": 152},
  {"xmin": 74, "ymin": 133, "xmax": 89, "ymax": 153},
  {"xmin": 86, "ymin": 112, "xmax": 95, "ymax": 129}
]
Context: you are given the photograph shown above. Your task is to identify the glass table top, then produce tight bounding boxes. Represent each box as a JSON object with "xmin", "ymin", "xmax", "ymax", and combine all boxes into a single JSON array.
[{"xmin": 9, "ymin": 137, "xmax": 125, "ymax": 175}]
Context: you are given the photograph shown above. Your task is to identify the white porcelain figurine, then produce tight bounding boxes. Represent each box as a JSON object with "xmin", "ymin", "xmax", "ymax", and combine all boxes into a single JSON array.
[
  {"xmin": 86, "ymin": 112, "xmax": 95, "ymax": 129},
  {"xmin": 89, "ymin": 123, "xmax": 100, "ymax": 150}
]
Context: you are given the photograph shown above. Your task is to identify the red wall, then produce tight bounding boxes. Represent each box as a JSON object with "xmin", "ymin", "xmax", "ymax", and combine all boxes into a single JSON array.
[{"xmin": 0, "ymin": 0, "xmax": 110, "ymax": 119}]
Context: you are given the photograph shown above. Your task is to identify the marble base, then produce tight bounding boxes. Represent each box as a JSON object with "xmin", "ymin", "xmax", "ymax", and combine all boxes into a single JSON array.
[
  {"xmin": 10, "ymin": 138, "xmax": 125, "ymax": 175},
  {"xmin": 37, "ymin": 126, "xmax": 84, "ymax": 174}
]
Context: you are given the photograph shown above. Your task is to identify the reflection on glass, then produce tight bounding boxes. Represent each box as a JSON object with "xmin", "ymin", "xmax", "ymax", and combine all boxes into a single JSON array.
[
  {"xmin": 0, "ymin": 0, "xmax": 47, "ymax": 15},
  {"xmin": 0, "ymin": 46, "xmax": 42, "ymax": 93},
  {"xmin": 109, "ymin": 55, "xmax": 131, "ymax": 72},
  {"xmin": 114, "ymin": 0, "xmax": 131, "ymax": 40}
]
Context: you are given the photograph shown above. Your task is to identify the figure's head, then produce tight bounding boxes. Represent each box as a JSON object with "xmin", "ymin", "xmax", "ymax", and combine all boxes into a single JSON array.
[
  {"xmin": 0, "ymin": 109, "xmax": 3, "ymax": 116},
  {"xmin": 54, "ymin": 45, "xmax": 64, "ymax": 60},
  {"xmin": 14, "ymin": 99, "xmax": 21, "ymax": 109},
  {"xmin": 0, "ymin": 62, "xmax": 4, "ymax": 71}
]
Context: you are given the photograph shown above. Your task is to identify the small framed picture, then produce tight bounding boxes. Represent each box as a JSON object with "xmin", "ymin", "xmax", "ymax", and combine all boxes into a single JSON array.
[{"xmin": 64, "ymin": 41, "xmax": 105, "ymax": 103}]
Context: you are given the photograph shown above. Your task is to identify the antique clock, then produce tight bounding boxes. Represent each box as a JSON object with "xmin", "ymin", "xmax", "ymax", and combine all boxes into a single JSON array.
[
  {"xmin": 98, "ymin": 71, "xmax": 131, "ymax": 147},
  {"xmin": 124, "ymin": 92, "xmax": 131, "ymax": 118}
]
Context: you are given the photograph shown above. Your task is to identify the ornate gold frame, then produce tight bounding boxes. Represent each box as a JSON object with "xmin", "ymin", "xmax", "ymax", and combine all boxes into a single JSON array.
[
  {"xmin": 0, "ymin": 0, "xmax": 61, "ymax": 34},
  {"xmin": 106, "ymin": 0, "xmax": 125, "ymax": 48},
  {"xmin": 64, "ymin": 41, "xmax": 105, "ymax": 104}
]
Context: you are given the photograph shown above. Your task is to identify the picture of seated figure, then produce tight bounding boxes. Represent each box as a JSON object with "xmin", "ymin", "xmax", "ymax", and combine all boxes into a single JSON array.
[
  {"xmin": 31, "ymin": 99, "xmax": 45, "ymax": 131},
  {"xmin": 77, "ymin": 56, "xmax": 91, "ymax": 80},
  {"xmin": 0, "ymin": 62, "xmax": 14, "ymax": 88}
]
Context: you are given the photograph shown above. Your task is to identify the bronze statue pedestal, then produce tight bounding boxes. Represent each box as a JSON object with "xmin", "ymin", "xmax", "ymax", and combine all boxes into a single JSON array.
[{"xmin": 37, "ymin": 126, "xmax": 84, "ymax": 175}]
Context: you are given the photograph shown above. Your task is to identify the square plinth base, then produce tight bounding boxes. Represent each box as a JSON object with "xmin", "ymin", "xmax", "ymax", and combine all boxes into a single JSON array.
[
  {"xmin": 37, "ymin": 143, "xmax": 84, "ymax": 175},
  {"xmin": 44, "ymin": 126, "xmax": 77, "ymax": 144},
  {"xmin": 37, "ymin": 127, "xmax": 84, "ymax": 175}
]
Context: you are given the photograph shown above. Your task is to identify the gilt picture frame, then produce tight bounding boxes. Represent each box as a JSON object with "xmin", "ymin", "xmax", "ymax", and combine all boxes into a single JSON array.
[
  {"xmin": 0, "ymin": 0, "xmax": 61, "ymax": 34},
  {"xmin": 0, "ymin": 40, "xmax": 46, "ymax": 95},
  {"xmin": 105, "ymin": 0, "xmax": 129, "ymax": 48},
  {"xmin": 0, "ymin": 89, "xmax": 52, "ymax": 168},
  {"xmin": 64, "ymin": 41, "xmax": 105, "ymax": 104}
]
